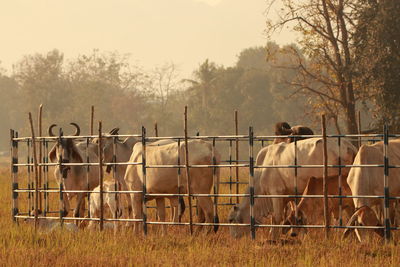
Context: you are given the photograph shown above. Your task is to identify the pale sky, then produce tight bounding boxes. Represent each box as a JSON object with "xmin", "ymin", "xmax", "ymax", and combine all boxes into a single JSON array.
[{"xmin": 0, "ymin": 0, "xmax": 296, "ymax": 77}]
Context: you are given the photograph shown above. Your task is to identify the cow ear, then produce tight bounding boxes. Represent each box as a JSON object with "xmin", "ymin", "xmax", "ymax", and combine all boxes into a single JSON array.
[{"xmin": 49, "ymin": 144, "xmax": 57, "ymax": 163}]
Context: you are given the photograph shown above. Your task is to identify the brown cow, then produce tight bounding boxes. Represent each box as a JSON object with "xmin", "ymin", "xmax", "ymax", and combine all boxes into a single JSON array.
[{"xmin": 283, "ymin": 175, "xmax": 355, "ymax": 237}]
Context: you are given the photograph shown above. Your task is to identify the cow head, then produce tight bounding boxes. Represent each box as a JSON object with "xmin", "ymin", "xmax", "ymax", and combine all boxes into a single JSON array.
[
  {"xmin": 92, "ymin": 128, "xmax": 120, "ymax": 173},
  {"xmin": 273, "ymin": 122, "xmax": 292, "ymax": 144},
  {"xmin": 343, "ymin": 206, "xmax": 383, "ymax": 242},
  {"xmin": 282, "ymin": 202, "xmax": 308, "ymax": 237},
  {"xmin": 48, "ymin": 123, "xmax": 82, "ymax": 179},
  {"xmin": 273, "ymin": 122, "xmax": 315, "ymax": 144},
  {"xmin": 290, "ymin": 126, "xmax": 314, "ymax": 142},
  {"xmin": 228, "ymin": 204, "xmax": 250, "ymax": 238}
]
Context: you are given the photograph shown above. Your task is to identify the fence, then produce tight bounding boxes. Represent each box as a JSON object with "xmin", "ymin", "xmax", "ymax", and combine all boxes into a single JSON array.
[{"xmin": 9, "ymin": 120, "xmax": 398, "ymax": 242}]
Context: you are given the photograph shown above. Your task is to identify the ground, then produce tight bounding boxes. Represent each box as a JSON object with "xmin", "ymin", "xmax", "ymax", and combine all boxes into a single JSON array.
[{"xmin": 0, "ymin": 165, "xmax": 399, "ymax": 266}]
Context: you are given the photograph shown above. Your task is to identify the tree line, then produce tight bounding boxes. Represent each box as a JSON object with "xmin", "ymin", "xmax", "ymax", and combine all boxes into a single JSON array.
[
  {"xmin": 1, "ymin": 0, "xmax": 399, "ymax": 151},
  {"xmin": 0, "ymin": 44, "xmax": 308, "ymax": 150}
]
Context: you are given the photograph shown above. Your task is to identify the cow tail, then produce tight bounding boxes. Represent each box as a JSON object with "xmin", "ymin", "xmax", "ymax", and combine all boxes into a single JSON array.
[{"xmin": 179, "ymin": 196, "xmax": 186, "ymax": 215}]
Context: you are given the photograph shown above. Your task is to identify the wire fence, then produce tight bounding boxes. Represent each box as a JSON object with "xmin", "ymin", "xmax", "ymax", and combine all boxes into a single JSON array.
[{"xmin": 9, "ymin": 121, "xmax": 399, "ymax": 242}]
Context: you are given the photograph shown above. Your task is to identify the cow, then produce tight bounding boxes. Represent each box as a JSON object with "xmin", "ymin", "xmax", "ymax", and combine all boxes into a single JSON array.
[
  {"xmin": 282, "ymin": 175, "xmax": 355, "ymax": 237},
  {"xmin": 88, "ymin": 180, "xmax": 122, "ymax": 229},
  {"xmin": 48, "ymin": 123, "xmax": 100, "ymax": 218},
  {"xmin": 124, "ymin": 139, "xmax": 221, "ymax": 233},
  {"xmin": 95, "ymin": 134, "xmax": 185, "ymax": 221},
  {"xmin": 228, "ymin": 137, "xmax": 357, "ymax": 240},
  {"xmin": 343, "ymin": 139, "xmax": 400, "ymax": 242},
  {"xmin": 273, "ymin": 122, "xmax": 314, "ymax": 144},
  {"xmin": 92, "ymin": 128, "xmax": 138, "ymax": 217}
]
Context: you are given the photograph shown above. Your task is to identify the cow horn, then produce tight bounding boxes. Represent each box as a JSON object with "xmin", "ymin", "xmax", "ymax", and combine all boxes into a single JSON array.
[
  {"xmin": 342, "ymin": 208, "xmax": 363, "ymax": 239},
  {"xmin": 109, "ymin": 128, "xmax": 120, "ymax": 135},
  {"xmin": 70, "ymin": 123, "xmax": 80, "ymax": 136},
  {"xmin": 48, "ymin": 124, "xmax": 57, "ymax": 137}
]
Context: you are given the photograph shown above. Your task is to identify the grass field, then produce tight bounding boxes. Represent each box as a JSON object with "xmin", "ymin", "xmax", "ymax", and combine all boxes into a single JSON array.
[{"xmin": 0, "ymin": 166, "xmax": 400, "ymax": 266}]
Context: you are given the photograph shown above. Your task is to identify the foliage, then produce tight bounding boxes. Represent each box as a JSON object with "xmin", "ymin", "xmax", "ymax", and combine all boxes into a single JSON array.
[
  {"xmin": 266, "ymin": 0, "xmax": 360, "ymax": 134},
  {"xmin": 354, "ymin": 0, "xmax": 400, "ymax": 131},
  {"xmin": 1, "ymin": 44, "xmax": 315, "ymax": 150}
]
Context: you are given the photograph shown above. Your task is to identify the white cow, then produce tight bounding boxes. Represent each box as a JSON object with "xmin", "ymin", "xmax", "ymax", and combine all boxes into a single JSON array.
[
  {"xmin": 124, "ymin": 139, "xmax": 221, "ymax": 233},
  {"xmin": 88, "ymin": 180, "xmax": 122, "ymax": 229},
  {"xmin": 344, "ymin": 139, "xmax": 400, "ymax": 241},
  {"xmin": 228, "ymin": 137, "xmax": 357, "ymax": 240}
]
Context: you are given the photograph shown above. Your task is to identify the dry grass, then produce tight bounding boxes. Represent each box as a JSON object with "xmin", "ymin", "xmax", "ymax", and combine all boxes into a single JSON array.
[{"xmin": 1, "ymin": 166, "xmax": 400, "ymax": 266}]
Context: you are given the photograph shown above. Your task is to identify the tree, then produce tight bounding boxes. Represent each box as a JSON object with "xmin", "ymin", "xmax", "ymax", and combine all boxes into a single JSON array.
[
  {"xmin": 0, "ymin": 74, "xmax": 19, "ymax": 149},
  {"xmin": 354, "ymin": 0, "xmax": 400, "ymax": 131},
  {"xmin": 66, "ymin": 50, "xmax": 146, "ymax": 132},
  {"xmin": 266, "ymin": 0, "xmax": 359, "ymax": 134},
  {"xmin": 184, "ymin": 59, "xmax": 221, "ymax": 133},
  {"xmin": 13, "ymin": 49, "xmax": 70, "ymax": 133}
]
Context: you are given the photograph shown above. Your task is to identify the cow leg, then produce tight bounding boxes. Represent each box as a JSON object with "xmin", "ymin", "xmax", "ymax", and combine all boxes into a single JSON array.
[
  {"xmin": 120, "ymin": 181, "xmax": 133, "ymax": 218},
  {"xmin": 156, "ymin": 198, "xmax": 166, "ymax": 234},
  {"xmin": 131, "ymin": 193, "xmax": 143, "ymax": 234},
  {"xmin": 74, "ymin": 193, "xmax": 85, "ymax": 218},
  {"xmin": 197, "ymin": 197, "xmax": 214, "ymax": 233},
  {"xmin": 78, "ymin": 196, "xmax": 86, "ymax": 226},
  {"xmin": 168, "ymin": 198, "xmax": 179, "ymax": 222},
  {"xmin": 88, "ymin": 202, "xmax": 98, "ymax": 230},
  {"xmin": 270, "ymin": 198, "xmax": 285, "ymax": 241},
  {"xmin": 62, "ymin": 194, "xmax": 70, "ymax": 217}
]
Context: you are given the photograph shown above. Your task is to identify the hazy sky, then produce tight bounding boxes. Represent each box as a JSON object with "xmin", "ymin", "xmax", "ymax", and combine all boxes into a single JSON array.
[{"xmin": 0, "ymin": 0, "xmax": 296, "ymax": 77}]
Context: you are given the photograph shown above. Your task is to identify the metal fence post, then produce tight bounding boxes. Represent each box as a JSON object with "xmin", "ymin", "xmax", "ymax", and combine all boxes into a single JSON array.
[
  {"xmin": 383, "ymin": 124, "xmax": 391, "ymax": 241},
  {"xmin": 212, "ymin": 137, "xmax": 218, "ymax": 229},
  {"xmin": 58, "ymin": 129, "xmax": 64, "ymax": 227},
  {"xmin": 44, "ymin": 139, "xmax": 49, "ymax": 216},
  {"xmin": 294, "ymin": 137, "xmax": 298, "ymax": 225},
  {"xmin": 249, "ymin": 127, "xmax": 255, "ymax": 240},
  {"xmin": 38, "ymin": 104, "xmax": 43, "ymax": 213},
  {"xmin": 235, "ymin": 110, "xmax": 240, "ymax": 204},
  {"xmin": 338, "ymin": 136, "xmax": 343, "ymax": 226},
  {"xmin": 10, "ymin": 130, "xmax": 19, "ymax": 223},
  {"xmin": 321, "ymin": 115, "xmax": 329, "ymax": 239},
  {"xmin": 98, "ymin": 122, "xmax": 104, "ymax": 231},
  {"xmin": 86, "ymin": 137, "xmax": 91, "ymax": 218},
  {"xmin": 113, "ymin": 135, "xmax": 119, "ymax": 223},
  {"xmin": 141, "ymin": 126, "xmax": 148, "ymax": 236},
  {"xmin": 229, "ymin": 139, "xmax": 233, "ymax": 205},
  {"xmin": 27, "ymin": 139, "xmax": 32, "ymax": 215},
  {"xmin": 177, "ymin": 138, "xmax": 182, "ymax": 222}
]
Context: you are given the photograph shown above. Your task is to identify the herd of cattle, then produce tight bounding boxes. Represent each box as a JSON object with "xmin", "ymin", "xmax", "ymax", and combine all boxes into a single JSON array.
[{"xmin": 41, "ymin": 122, "xmax": 400, "ymax": 242}]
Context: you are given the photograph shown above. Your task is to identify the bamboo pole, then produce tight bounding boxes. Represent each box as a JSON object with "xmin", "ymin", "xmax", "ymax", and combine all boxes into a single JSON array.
[
  {"xmin": 38, "ymin": 104, "xmax": 43, "ymax": 213},
  {"xmin": 90, "ymin": 106, "xmax": 94, "ymax": 136},
  {"xmin": 184, "ymin": 106, "xmax": 193, "ymax": 235},
  {"xmin": 321, "ymin": 114, "xmax": 329, "ymax": 239},
  {"xmin": 235, "ymin": 110, "xmax": 239, "ymax": 204},
  {"xmin": 28, "ymin": 112, "xmax": 39, "ymax": 231},
  {"xmin": 154, "ymin": 122, "xmax": 158, "ymax": 137},
  {"xmin": 357, "ymin": 110, "xmax": 362, "ymax": 148},
  {"xmin": 98, "ymin": 121, "xmax": 104, "ymax": 231}
]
